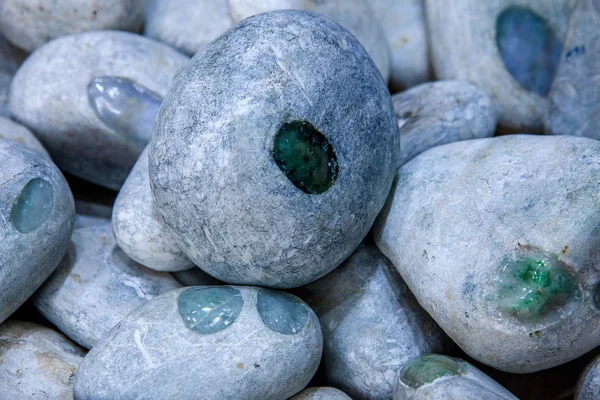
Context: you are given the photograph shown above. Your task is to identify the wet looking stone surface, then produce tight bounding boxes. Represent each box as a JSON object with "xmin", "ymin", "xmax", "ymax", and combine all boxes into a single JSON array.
[
  {"xmin": 257, "ymin": 288, "xmax": 309, "ymax": 335},
  {"xmin": 11, "ymin": 177, "xmax": 54, "ymax": 233},
  {"xmin": 400, "ymin": 354, "xmax": 465, "ymax": 389},
  {"xmin": 178, "ymin": 286, "xmax": 243, "ymax": 334}
]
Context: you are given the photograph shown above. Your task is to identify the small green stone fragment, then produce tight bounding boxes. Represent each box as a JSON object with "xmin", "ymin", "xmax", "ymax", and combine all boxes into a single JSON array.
[
  {"xmin": 10, "ymin": 178, "xmax": 54, "ymax": 233},
  {"xmin": 178, "ymin": 286, "xmax": 243, "ymax": 334},
  {"xmin": 257, "ymin": 288, "xmax": 309, "ymax": 335},
  {"xmin": 400, "ymin": 354, "xmax": 465, "ymax": 388},
  {"xmin": 273, "ymin": 120, "xmax": 339, "ymax": 194}
]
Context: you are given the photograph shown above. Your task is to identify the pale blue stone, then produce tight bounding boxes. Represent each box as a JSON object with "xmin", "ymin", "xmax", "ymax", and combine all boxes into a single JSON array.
[
  {"xmin": 88, "ymin": 76, "xmax": 162, "ymax": 148},
  {"xmin": 177, "ymin": 286, "xmax": 243, "ymax": 334},
  {"xmin": 257, "ymin": 289, "xmax": 309, "ymax": 335},
  {"xmin": 10, "ymin": 178, "xmax": 54, "ymax": 233}
]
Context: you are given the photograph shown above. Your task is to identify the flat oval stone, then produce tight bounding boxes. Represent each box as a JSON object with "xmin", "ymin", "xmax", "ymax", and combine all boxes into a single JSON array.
[
  {"xmin": 0, "ymin": 116, "xmax": 50, "ymax": 159},
  {"xmin": 0, "ymin": 139, "xmax": 74, "ymax": 324},
  {"xmin": 290, "ymin": 387, "xmax": 352, "ymax": 400},
  {"xmin": 74, "ymin": 286, "xmax": 322, "ymax": 399},
  {"xmin": 257, "ymin": 288, "xmax": 309, "ymax": 335}
]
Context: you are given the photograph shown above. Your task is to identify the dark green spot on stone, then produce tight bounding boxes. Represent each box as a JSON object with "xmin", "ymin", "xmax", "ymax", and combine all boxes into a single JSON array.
[
  {"xmin": 273, "ymin": 120, "xmax": 338, "ymax": 194},
  {"xmin": 257, "ymin": 288, "xmax": 309, "ymax": 335},
  {"xmin": 178, "ymin": 286, "xmax": 243, "ymax": 334},
  {"xmin": 10, "ymin": 178, "xmax": 54, "ymax": 233},
  {"xmin": 496, "ymin": 6, "xmax": 563, "ymax": 96},
  {"xmin": 400, "ymin": 354, "xmax": 465, "ymax": 389}
]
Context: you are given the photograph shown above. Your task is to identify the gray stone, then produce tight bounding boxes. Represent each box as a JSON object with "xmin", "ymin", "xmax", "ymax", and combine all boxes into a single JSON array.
[
  {"xmin": 34, "ymin": 222, "xmax": 181, "ymax": 349},
  {"xmin": 374, "ymin": 134, "xmax": 600, "ymax": 373},
  {"xmin": 144, "ymin": 0, "xmax": 233, "ymax": 56},
  {"xmin": 227, "ymin": 0, "xmax": 391, "ymax": 81},
  {"xmin": 426, "ymin": 0, "xmax": 570, "ymax": 132},
  {"xmin": 171, "ymin": 268, "xmax": 222, "ymax": 287},
  {"xmin": 0, "ymin": 35, "xmax": 24, "ymax": 117},
  {"xmin": 392, "ymin": 80, "xmax": 496, "ymax": 167},
  {"xmin": 73, "ymin": 286, "xmax": 322, "ymax": 399},
  {"xmin": 10, "ymin": 30, "xmax": 189, "ymax": 190},
  {"xmin": 74, "ymin": 200, "xmax": 111, "ymax": 229},
  {"xmin": 0, "ymin": 139, "xmax": 74, "ymax": 324},
  {"xmin": 0, "ymin": 321, "xmax": 85, "ymax": 400},
  {"xmin": 291, "ymin": 387, "xmax": 353, "ymax": 400},
  {"xmin": 576, "ymin": 353, "xmax": 600, "ymax": 400},
  {"xmin": 0, "ymin": 116, "xmax": 51, "ymax": 159},
  {"xmin": 546, "ymin": 0, "xmax": 600, "ymax": 139},
  {"xmin": 370, "ymin": 0, "xmax": 430, "ymax": 91},
  {"xmin": 298, "ymin": 243, "xmax": 447, "ymax": 400},
  {"xmin": 393, "ymin": 354, "xmax": 517, "ymax": 400},
  {"xmin": 149, "ymin": 10, "xmax": 398, "ymax": 288},
  {"xmin": 113, "ymin": 147, "xmax": 194, "ymax": 272},
  {"xmin": 0, "ymin": 0, "xmax": 145, "ymax": 52}
]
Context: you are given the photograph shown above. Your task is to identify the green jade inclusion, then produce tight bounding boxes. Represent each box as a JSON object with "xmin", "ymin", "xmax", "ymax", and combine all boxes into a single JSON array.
[
  {"xmin": 273, "ymin": 120, "xmax": 339, "ymax": 194},
  {"xmin": 10, "ymin": 178, "xmax": 54, "ymax": 233},
  {"xmin": 257, "ymin": 289, "xmax": 309, "ymax": 335},
  {"xmin": 177, "ymin": 286, "xmax": 243, "ymax": 334},
  {"xmin": 400, "ymin": 354, "xmax": 465, "ymax": 389}
]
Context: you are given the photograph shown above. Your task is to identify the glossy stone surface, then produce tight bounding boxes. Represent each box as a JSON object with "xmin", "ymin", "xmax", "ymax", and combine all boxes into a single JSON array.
[
  {"xmin": 178, "ymin": 286, "xmax": 243, "ymax": 334},
  {"xmin": 576, "ymin": 353, "xmax": 600, "ymax": 400},
  {"xmin": 0, "ymin": 321, "xmax": 85, "ymax": 400},
  {"xmin": 0, "ymin": 139, "xmax": 74, "ymax": 324},
  {"xmin": 290, "ymin": 387, "xmax": 353, "ymax": 400},
  {"xmin": 374, "ymin": 135, "xmax": 600, "ymax": 373},
  {"xmin": 257, "ymin": 289, "xmax": 309, "ymax": 335},
  {"xmin": 74, "ymin": 286, "xmax": 322, "ymax": 399},
  {"xmin": 150, "ymin": 10, "xmax": 398, "ymax": 288},
  {"xmin": 400, "ymin": 355, "xmax": 465, "ymax": 389},
  {"xmin": 0, "ymin": 116, "xmax": 50, "ymax": 159}
]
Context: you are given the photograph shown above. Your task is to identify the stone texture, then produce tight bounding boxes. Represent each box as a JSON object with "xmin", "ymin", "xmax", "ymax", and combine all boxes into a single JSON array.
[
  {"xmin": 0, "ymin": 34, "xmax": 24, "ymax": 117},
  {"xmin": 0, "ymin": 321, "xmax": 85, "ymax": 400},
  {"xmin": 291, "ymin": 387, "xmax": 353, "ymax": 400},
  {"xmin": 113, "ymin": 147, "xmax": 194, "ymax": 272},
  {"xmin": 10, "ymin": 30, "xmax": 189, "ymax": 190},
  {"xmin": 374, "ymin": 135, "xmax": 600, "ymax": 373},
  {"xmin": 576, "ymin": 353, "xmax": 600, "ymax": 400},
  {"xmin": 0, "ymin": 0, "xmax": 145, "ymax": 52},
  {"xmin": 0, "ymin": 116, "xmax": 50, "ymax": 159},
  {"xmin": 298, "ymin": 243, "xmax": 447, "ymax": 400},
  {"xmin": 0, "ymin": 139, "xmax": 74, "ymax": 324},
  {"xmin": 74, "ymin": 286, "xmax": 322, "ymax": 399},
  {"xmin": 392, "ymin": 80, "xmax": 496, "ymax": 167},
  {"xmin": 34, "ymin": 222, "xmax": 181, "ymax": 349},
  {"xmin": 149, "ymin": 10, "xmax": 398, "ymax": 288}
]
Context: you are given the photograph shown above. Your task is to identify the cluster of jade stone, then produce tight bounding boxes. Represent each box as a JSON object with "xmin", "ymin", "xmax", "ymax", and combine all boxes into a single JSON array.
[{"xmin": 1, "ymin": 1, "xmax": 600, "ymax": 399}]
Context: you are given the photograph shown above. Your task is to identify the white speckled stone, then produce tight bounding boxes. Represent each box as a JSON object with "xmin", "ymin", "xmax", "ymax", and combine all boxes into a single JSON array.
[
  {"xmin": 291, "ymin": 387, "xmax": 353, "ymax": 400},
  {"xmin": 0, "ymin": 139, "xmax": 74, "ymax": 325},
  {"xmin": 34, "ymin": 222, "xmax": 181, "ymax": 349},
  {"xmin": 10, "ymin": 30, "xmax": 190, "ymax": 190},
  {"xmin": 576, "ymin": 353, "xmax": 600, "ymax": 400},
  {"xmin": 0, "ymin": 0, "xmax": 145, "ymax": 52},
  {"xmin": 374, "ymin": 135, "xmax": 600, "ymax": 373},
  {"xmin": 144, "ymin": 0, "xmax": 233, "ymax": 56},
  {"xmin": 0, "ymin": 321, "xmax": 85, "ymax": 400},
  {"xmin": 299, "ymin": 243, "xmax": 447, "ymax": 400},
  {"xmin": 74, "ymin": 286, "xmax": 322, "ymax": 399},
  {"xmin": 74, "ymin": 200, "xmax": 111, "ymax": 229},
  {"xmin": 227, "ymin": 0, "xmax": 391, "ymax": 81},
  {"xmin": 0, "ymin": 116, "xmax": 50, "ymax": 159},
  {"xmin": 113, "ymin": 147, "xmax": 194, "ymax": 272},
  {"xmin": 392, "ymin": 81, "xmax": 496, "ymax": 166}
]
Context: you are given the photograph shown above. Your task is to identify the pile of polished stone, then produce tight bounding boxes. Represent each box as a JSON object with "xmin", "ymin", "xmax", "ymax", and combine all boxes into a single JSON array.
[{"xmin": 1, "ymin": 0, "xmax": 599, "ymax": 399}]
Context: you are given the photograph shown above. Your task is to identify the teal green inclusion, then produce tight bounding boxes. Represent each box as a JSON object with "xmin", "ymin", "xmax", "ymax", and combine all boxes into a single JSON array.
[
  {"xmin": 496, "ymin": 6, "xmax": 563, "ymax": 96},
  {"xmin": 273, "ymin": 120, "xmax": 339, "ymax": 194},
  {"xmin": 494, "ymin": 254, "xmax": 576, "ymax": 319},
  {"xmin": 257, "ymin": 289, "xmax": 309, "ymax": 335},
  {"xmin": 10, "ymin": 178, "xmax": 54, "ymax": 233},
  {"xmin": 400, "ymin": 354, "xmax": 465, "ymax": 388},
  {"xmin": 177, "ymin": 286, "xmax": 243, "ymax": 334}
]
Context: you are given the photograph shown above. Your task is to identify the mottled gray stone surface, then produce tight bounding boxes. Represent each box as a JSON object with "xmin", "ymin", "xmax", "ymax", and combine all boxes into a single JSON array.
[
  {"xmin": 74, "ymin": 286, "xmax": 322, "ymax": 399},
  {"xmin": 0, "ymin": 139, "xmax": 74, "ymax": 324},
  {"xmin": 374, "ymin": 135, "xmax": 600, "ymax": 373},
  {"xmin": 34, "ymin": 222, "xmax": 181, "ymax": 349},
  {"xmin": 0, "ymin": 116, "xmax": 50, "ymax": 159},
  {"xmin": 298, "ymin": 243, "xmax": 447, "ymax": 400},
  {"xmin": 392, "ymin": 80, "xmax": 496, "ymax": 167},
  {"xmin": 426, "ymin": 0, "xmax": 570, "ymax": 132},
  {"xmin": 144, "ymin": 0, "xmax": 233, "ymax": 55},
  {"xmin": 0, "ymin": 35, "xmax": 24, "ymax": 117},
  {"xmin": 10, "ymin": 30, "xmax": 189, "ymax": 190},
  {"xmin": 74, "ymin": 200, "xmax": 111, "ymax": 229},
  {"xmin": 171, "ymin": 268, "xmax": 222, "ymax": 287},
  {"xmin": 0, "ymin": 0, "xmax": 145, "ymax": 52},
  {"xmin": 150, "ymin": 10, "xmax": 398, "ymax": 288},
  {"xmin": 370, "ymin": 0, "xmax": 430, "ymax": 91},
  {"xmin": 546, "ymin": 0, "xmax": 600, "ymax": 139},
  {"xmin": 291, "ymin": 387, "xmax": 353, "ymax": 400},
  {"xmin": 227, "ymin": 0, "xmax": 391, "ymax": 81},
  {"xmin": 0, "ymin": 321, "xmax": 85, "ymax": 400},
  {"xmin": 393, "ymin": 355, "xmax": 517, "ymax": 400},
  {"xmin": 576, "ymin": 353, "xmax": 600, "ymax": 400},
  {"xmin": 113, "ymin": 147, "xmax": 194, "ymax": 272}
]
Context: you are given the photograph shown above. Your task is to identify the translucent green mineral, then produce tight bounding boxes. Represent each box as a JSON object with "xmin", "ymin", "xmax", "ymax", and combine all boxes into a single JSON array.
[
  {"xmin": 400, "ymin": 354, "xmax": 465, "ymax": 388},
  {"xmin": 178, "ymin": 286, "xmax": 243, "ymax": 334},
  {"xmin": 10, "ymin": 178, "xmax": 54, "ymax": 233},
  {"xmin": 257, "ymin": 289, "xmax": 309, "ymax": 335}
]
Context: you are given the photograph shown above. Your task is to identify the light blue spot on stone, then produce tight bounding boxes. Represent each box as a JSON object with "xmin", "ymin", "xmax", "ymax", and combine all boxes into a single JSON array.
[
  {"xmin": 496, "ymin": 6, "xmax": 563, "ymax": 96},
  {"xmin": 177, "ymin": 286, "xmax": 243, "ymax": 334},
  {"xmin": 88, "ymin": 76, "xmax": 162, "ymax": 148},
  {"xmin": 10, "ymin": 178, "xmax": 54, "ymax": 233},
  {"xmin": 257, "ymin": 289, "xmax": 309, "ymax": 335}
]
